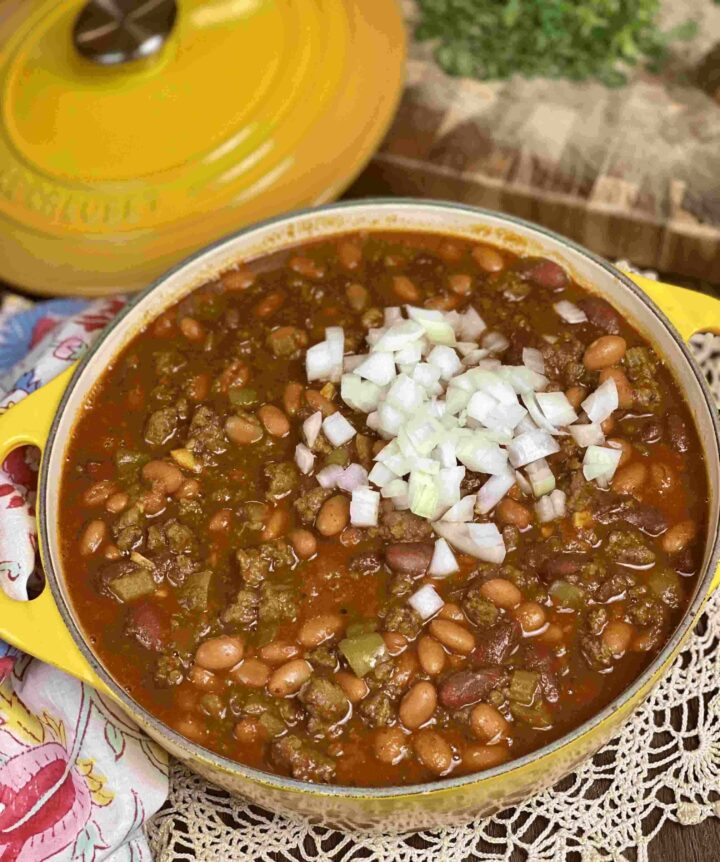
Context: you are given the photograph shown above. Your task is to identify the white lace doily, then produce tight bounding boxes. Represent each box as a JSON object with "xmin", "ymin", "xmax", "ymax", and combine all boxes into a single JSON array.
[{"xmin": 146, "ymin": 328, "xmax": 720, "ymax": 862}]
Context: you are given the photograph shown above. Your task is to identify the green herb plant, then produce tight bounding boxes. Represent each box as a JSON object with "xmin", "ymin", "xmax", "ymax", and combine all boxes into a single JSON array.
[{"xmin": 415, "ymin": 0, "xmax": 698, "ymax": 86}]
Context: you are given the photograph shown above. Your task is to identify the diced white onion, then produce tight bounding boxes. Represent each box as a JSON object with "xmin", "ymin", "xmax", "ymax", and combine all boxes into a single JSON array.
[
  {"xmin": 306, "ymin": 341, "xmax": 337, "ymax": 382},
  {"xmin": 355, "ymin": 352, "xmax": 397, "ymax": 386},
  {"xmin": 372, "ymin": 320, "xmax": 425, "ymax": 353},
  {"xmin": 408, "ymin": 584, "xmax": 445, "ymax": 619},
  {"xmin": 428, "ymin": 538, "xmax": 459, "ymax": 577},
  {"xmin": 381, "ymin": 478, "xmax": 409, "ymax": 499},
  {"xmin": 316, "ymin": 465, "xmax": 344, "ymax": 488},
  {"xmin": 482, "ymin": 331, "xmax": 510, "ymax": 353},
  {"xmin": 476, "ymin": 470, "xmax": 516, "ymax": 514},
  {"xmin": 337, "ymin": 463, "xmax": 369, "ymax": 492},
  {"xmin": 535, "ymin": 489, "xmax": 567, "ymax": 523},
  {"xmin": 427, "ymin": 345, "xmax": 462, "ymax": 381},
  {"xmin": 515, "ymin": 469, "xmax": 533, "ymax": 495},
  {"xmin": 384, "ymin": 306, "xmax": 402, "ymax": 326},
  {"xmin": 343, "ymin": 355, "xmax": 364, "ymax": 373},
  {"xmin": 322, "ymin": 412, "xmax": 356, "ymax": 446},
  {"xmin": 521, "ymin": 391, "xmax": 559, "ymax": 434},
  {"xmin": 368, "ymin": 461, "xmax": 397, "ymax": 486},
  {"xmin": 507, "ymin": 430, "xmax": 560, "ymax": 468},
  {"xmin": 303, "ymin": 411, "xmax": 323, "ymax": 448},
  {"xmin": 408, "ymin": 471, "xmax": 439, "ymax": 519},
  {"xmin": 525, "ymin": 458, "xmax": 555, "ymax": 497},
  {"xmin": 350, "ymin": 486, "xmax": 380, "ymax": 526},
  {"xmin": 394, "ymin": 340, "xmax": 423, "ymax": 366},
  {"xmin": 581, "ymin": 378, "xmax": 618, "ymax": 424},
  {"xmin": 583, "ymin": 445, "xmax": 622, "ymax": 483},
  {"xmin": 440, "ymin": 494, "xmax": 476, "ymax": 522},
  {"xmin": 554, "ymin": 300, "xmax": 588, "ymax": 324},
  {"xmin": 294, "ymin": 443, "xmax": 315, "ymax": 475},
  {"xmin": 569, "ymin": 423, "xmax": 605, "ymax": 448},
  {"xmin": 522, "ymin": 347, "xmax": 545, "ymax": 375},
  {"xmin": 458, "ymin": 306, "xmax": 487, "ymax": 341},
  {"xmin": 536, "ymin": 391, "xmax": 578, "ymax": 427}
]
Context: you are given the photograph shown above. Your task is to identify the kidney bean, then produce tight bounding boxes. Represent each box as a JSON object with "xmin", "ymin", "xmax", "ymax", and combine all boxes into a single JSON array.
[
  {"xmin": 231, "ymin": 658, "xmax": 270, "ymax": 687},
  {"xmin": 606, "ymin": 437, "xmax": 633, "ymax": 467},
  {"xmin": 577, "ymin": 297, "xmax": 621, "ymax": 334},
  {"xmin": 541, "ymin": 553, "xmax": 589, "ymax": 579},
  {"xmin": 298, "ymin": 613, "xmax": 344, "ymax": 648},
  {"xmin": 383, "ymin": 631, "xmax": 408, "ymax": 655},
  {"xmin": 400, "ymin": 681, "xmax": 438, "ymax": 730},
  {"xmin": 662, "ymin": 520, "xmax": 697, "ymax": 554},
  {"xmin": 80, "ymin": 519, "xmax": 107, "ymax": 555},
  {"xmin": 267, "ymin": 659, "xmax": 312, "ymax": 697},
  {"xmin": 602, "ymin": 620, "xmax": 635, "ymax": 657},
  {"xmin": 516, "ymin": 257, "xmax": 567, "ymax": 289},
  {"xmin": 282, "ymin": 381, "xmax": 303, "ymax": 416},
  {"xmin": 335, "ymin": 671, "xmax": 369, "ymax": 704},
  {"xmin": 599, "ymin": 367, "xmax": 633, "ymax": 409},
  {"xmin": 384, "ymin": 542, "xmax": 434, "ymax": 575},
  {"xmin": 83, "ymin": 479, "xmax": 115, "ymax": 507},
  {"xmin": 438, "ymin": 668, "xmax": 508, "ymax": 708},
  {"xmin": 471, "ymin": 619, "xmax": 521, "ymax": 666},
  {"xmin": 495, "ymin": 498, "xmax": 532, "ymax": 529},
  {"xmin": 316, "ymin": 495, "xmax": 350, "ymax": 536},
  {"xmin": 289, "ymin": 528, "xmax": 317, "ymax": 559},
  {"xmin": 637, "ymin": 419, "xmax": 662, "ymax": 444},
  {"xmin": 126, "ymin": 602, "xmax": 168, "ymax": 652},
  {"xmin": 417, "ymin": 636, "xmax": 446, "ymax": 676},
  {"xmin": 514, "ymin": 601, "xmax": 547, "ymax": 634},
  {"xmin": 225, "ymin": 415, "xmax": 263, "ymax": 445},
  {"xmin": 373, "ymin": 726, "xmax": 410, "ymax": 765},
  {"xmin": 472, "ymin": 245, "xmax": 505, "ymax": 273},
  {"xmin": 259, "ymin": 642, "xmax": 301, "ymax": 665},
  {"xmin": 195, "ymin": 635, "xmax": 244, "ymax": 670},
  {"xmin": 479, "ymin": 578, "xmax": 522, "ymax": 610},
  {"xmin": 625, "ymin": 504, "xmax": 668, "ymax": 536},
  {"xmin": 188, "ymin": 665, "xmax": 223, "ymax": 692},
  {"xmin": 428, "ymin": 620, "xmax": 475, "ymax": 655},
  {"xmin": 611, "ymin": 462, "xmax": 648, "ymax": 496},
  {"xmin": 413, "ymin": 730, "xmax": 453, "ymax": 775},
  {"xmin": 392, "ymin": 275, "xmax": 421, "ymax": 301},
  {"xmin": 258, "ymin": 404, "xmax": 290, "ymax": 438},
  {"xmin": 583, "ymin": 335, "xmax": 626, "ymax": 371},
  {"xmin": 470, "ymin": 703, "xmax": 510, "ymax": 743},
  {"xmin": 666, "ymin": 414, "xmax": 689, "ymax": 452},
  {"xmin": 462, "ymin": 743, "xmax": 509, "ymax": 772}
]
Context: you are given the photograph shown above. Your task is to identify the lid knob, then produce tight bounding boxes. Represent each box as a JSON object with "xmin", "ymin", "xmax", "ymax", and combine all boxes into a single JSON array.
[{"xmin": 73, "ymin": 0, "xmax": 177, "ymax": 66}]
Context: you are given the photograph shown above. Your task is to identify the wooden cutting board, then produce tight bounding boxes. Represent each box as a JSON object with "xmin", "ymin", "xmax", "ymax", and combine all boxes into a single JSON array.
[{"xmin": 354, "ymin": 1, "xmax": 720, "ymax": 282}]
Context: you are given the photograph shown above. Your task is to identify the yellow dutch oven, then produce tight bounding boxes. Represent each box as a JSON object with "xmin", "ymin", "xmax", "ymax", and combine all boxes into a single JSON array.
[
  {"xmin": 1, "ymin": 200, "xmax": 719, "ymax": 831},
  {"xmin": 0, "ymin": 0, "xmax": 405, "ymax": 296}
]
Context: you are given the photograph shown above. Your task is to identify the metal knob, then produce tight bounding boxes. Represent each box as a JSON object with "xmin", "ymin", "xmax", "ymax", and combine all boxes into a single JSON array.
[{"xmin": 73, "ymin": 0, "xmax": 177, "ymax": 66}]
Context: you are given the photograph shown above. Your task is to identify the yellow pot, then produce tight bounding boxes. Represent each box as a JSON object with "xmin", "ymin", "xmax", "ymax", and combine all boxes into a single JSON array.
[
  {"xmin": 0, "ymin": 0, "xmax": 405, "ymax": 296},
  {"xmin": 1, "ymin": 200, "xmax": 719, "ymax": 831}
]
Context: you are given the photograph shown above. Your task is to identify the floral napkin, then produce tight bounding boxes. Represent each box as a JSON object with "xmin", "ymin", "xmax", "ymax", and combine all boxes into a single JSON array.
[{"xmin": 0, "ymin": 296, "xmax": 168, "ymax": 862}]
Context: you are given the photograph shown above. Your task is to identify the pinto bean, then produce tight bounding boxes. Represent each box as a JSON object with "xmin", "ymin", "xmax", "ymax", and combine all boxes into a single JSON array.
[
  {"xmin": 470, "ymin": 703, "xmax": 510, "ymax": 743},
  {"xmin": 253, "ymin": 290, "xmax": 285, "ymax": 318},
  {"xmin": 495, "ymin": 498, "xmax": 532, "ymax": 529},
  {"xmin": 583, "ymin": 335, "xmax": 626, "ymax": 371},
  {"xmin": 259, "ymin": 642, "xmax": 301, "ymax": 665},
  {"xmin": 289, "ymin": 528, "xmax": 317, "ymax": 559},
  {"xmin": 599, "ymin": 367, "xmax": 633, "ymax": 409},
  {"xmin": 258, "ymin": 405, "xmax": 290, "ymax": 438},
  {"xmin": 611, "ymin": 461, "xmax": 648, "ymax": 496},
  {"xmin": 602, "ymin": 620, "xmax": 635, "ymax": 657},
  {"xmin": 438, "ymin": 602, "xmax": 465, "ymax": 622},
  {"xmin": 438, "ymin": 668, "xmax": 507, "ymax": 709},
  {"xmin": 649, "ymin": 463, "xmax": 676, "ymax": 495},
  {"xmin": 231, "ymin": 658, "xmax": 270, "ymax": 687},
  {"xmin": 177, "ymin": 478, "xmax": 201, "ymax": 499},
  {"xmin": 383, "ymin": 631, "xmax": 408, "ymax": 655},
  {"xmin": 662, "ymin": 520, "xmax": 697, "ymax": 554},
  {"xmin": 83, "ymin": 480, "xmax": 115, "ymax": 506},
  {"xmin": 346, "ymin": 283, "xmax": 369, "ymax": 311},
  {"xmin": 195, "ymin": 635, "xmax": 244, "ymax": 670},
  {"xmin": 208, "ymin": 508, "xmax": 232, "ymax": 533},
  {"xmin": 472, "ymin": 245, "xmax": 505, "ymax": 273},
  {"xmin": 338, "ymin": 240, "xmax": 362, "ymax": 270},
  {"xmin": 289, "ymin": 256, "xmax": 325, "ymax": 279},
  {"xmin": 222, "ymin": 267, "xmax": 255, "ymax": 291},
  {"xmin": 429, "ymin": 620, "xmax": 475, "ymax": 655},
  {"xmin": 305, "ymin": 389, "xmax": 336, "ymax": 416},
  {"xmin": 267, "ymin": 659, "xmax": 312, "ymax": 697},
  {"xmin": 374, "ymin": 726, "xmax": 410, "ymax": 765},
  {"xmin": 565, "ymin": 386, "xmax": 587, "ymax": 410},
  {"xmin": 448, "ymin": 273, "xmax": 472, "ymax": 295},
  {"xmin": 316, "ymin": 495, "xmax": 350, "ymax": 536},
  {"xmin": 399, "ymin": 681, "xmax": 437, "ymax": 730},
  {"xmin": 335, "ymin": 671, "xmax": 369, "ymax": 704},
  {"xmin": 462, "ymin": 743, "xmax": 509, "ymax": 772},
  {"xmin": 479, "ymin": 578, "xmax": 522, "ymax": 609},
  {"xmin": 234, "ymin": 717, "xmax": 267, "ymax": 745},
  {"xmin": 80, "ymin": 519, "xmax": 107, "ymax": 555},
  {"xmin": 225, "ymin": 415, "xmax": 263, "ymax": 445},
  {"xmin": 260, "ymin": 507, "xmax": 289, "ymax": 541},
  {"xmin": 298, "ymin": 613, "xmax": 344, "ymax": 648},
  {"xmin": 188, "ymin": 665, "xmax": 222, "ymax": 692},
  {"xmin": 417, "ymin": 636, "xmax": 446, "ymax": 676},
  {"xmin": 413, "ymin": 730, "xmax": 453, "ymax": 775},
  {"xmin": 390, "ymin": 650, "xmax": 420, "ymax": 690},
  {"xmin": 392, "ymin": 275, "xmax": 420, "ymax": 301},
  {"xmin": 385, "ymin": 542, "xmax": 433, "ymax": 575},
  {"xmin": 514, "ymin": 601, "xmax": 547, "ymax": 634},
  {"xmin": 283, "ymin": 381, "xmax": 304, "ymax": 416},
  {"xmin": 179, "ymin": 316, "xmax": 204, "ymax": 342},
  {"xmin": 105, "ymin": 492, "xmax": 129, "ymax": 514}
]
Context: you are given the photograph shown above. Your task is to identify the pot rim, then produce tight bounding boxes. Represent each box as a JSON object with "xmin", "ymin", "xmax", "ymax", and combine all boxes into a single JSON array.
[{"xmin": 39, "ymin": 198, "xmax": 720, "ymax": 800}]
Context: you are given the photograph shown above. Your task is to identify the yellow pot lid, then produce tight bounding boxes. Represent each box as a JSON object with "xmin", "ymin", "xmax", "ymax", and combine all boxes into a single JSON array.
[{"xmin": 0, "ymin": 0, "xmax": 406, "ymax": 295}]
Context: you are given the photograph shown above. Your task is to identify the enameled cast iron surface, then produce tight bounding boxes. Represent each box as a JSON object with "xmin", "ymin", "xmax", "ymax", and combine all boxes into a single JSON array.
[{"xmin": 12, "ymin": 201, "xmax": 720, "ymax": 829}]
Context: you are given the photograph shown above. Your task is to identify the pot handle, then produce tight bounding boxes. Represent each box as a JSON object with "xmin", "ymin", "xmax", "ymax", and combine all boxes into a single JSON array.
[
  {"xmin": 0, "ymin": 368, "xmax": 106, "ymax": 691},
  {"xmin": 627, "ymin": 273, "xmax": 720, "ymax": 593}
]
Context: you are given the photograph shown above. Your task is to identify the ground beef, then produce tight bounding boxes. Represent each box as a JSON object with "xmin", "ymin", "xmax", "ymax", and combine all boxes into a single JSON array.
[
  {"xmin": 294, "ymin": 486, "xmax": 332, "ymax": 525},
  {"xmin": 271, "ymin": 735, "xmax": 335, "ymax": 783},
  {"xmin": 374, "ymin": 502, "xmax": 433, "ymax": 542},
  {"xmin": 299, "ymin": 678, "xmax": 348, "ymax": 724},
  {"xmin": 624, "ymin": 346, "xmax": 662, "ymax": 411},
  {"xmin": 358, "ymin": 691, "xmax": 395, "ymax": 727},
  {"xmin": 580, "ymin": 634, "xmax": 614, "ymax": 671},
  {"xmin": 222, "ymin": 588, "xmax": 259, "ymax": 627},
  {"xmin": 187, "ymin": 405, "xmax": 226, "ymax": 455},
  {"xmin": 381, "ymin": 604, "xmax": 423, "ymax": 639},
  {"xmin": 462, "ymin": 584, "xmax": 500, "ymax": 628},
  {"xmin": 541, "ymin": 333, "xmax": 586, "ymax": 387},
  {"xmin": 144, "ymin": 407, "xmax": 178, "ymax": 446},
  {"xmin": 179, "ymin": 569, "xmax": 212, "ymax": 610},
  {"xmin": 605, "ymin": 530, "xmax": 655, "ymax": 567},
  {"xmin": 265, "ymin": 461, "xmax": 299, "ymax": 500},
  {"xmin": 305, "ymin": 646, "xmax": 339, "ymax": 671},
  {"xmin": 237, "ymin": 540, "xmax": 294, "ymax": 586},
  {"xmin": 258, "ymin": 582, "xmax": 297, "ymax": 624},
  {"xmin": 154, "ymin": 654, "xmax": 185, "ymax": 687}
]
